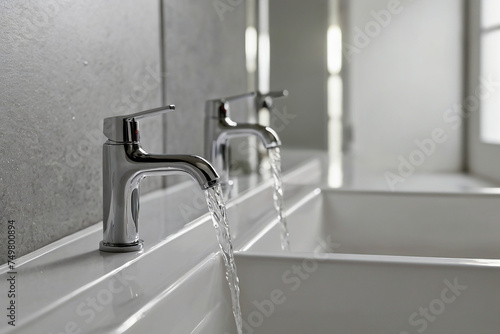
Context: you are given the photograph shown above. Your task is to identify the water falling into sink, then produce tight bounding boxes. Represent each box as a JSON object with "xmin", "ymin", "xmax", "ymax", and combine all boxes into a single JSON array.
[
  {"xmin": 205, "ymin": 184, "xmax": 243, "ymax": 334},
  {"xmin": 268, "ymin": 147, "xmax": 291, "ymax": 251}
]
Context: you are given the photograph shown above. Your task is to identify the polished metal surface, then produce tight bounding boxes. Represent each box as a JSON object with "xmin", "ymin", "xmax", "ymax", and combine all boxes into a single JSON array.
[
  {"xmin": 103, "ymin": 105, "xmax": 176, "ymax": 143},
  {"xmin": 254, "ymin": 90, "xmax": 289, "ymax": 167},
  {"xmin": 101, "ymin": 106, "xmax": 220, "ymax": 252},
  {"xmin": 204, "ymin": 93, "xmax": 282, "ymax": 184},
  {"xmin": 255, "ymin": 90, "xmax": 289, "ymax": 112}
]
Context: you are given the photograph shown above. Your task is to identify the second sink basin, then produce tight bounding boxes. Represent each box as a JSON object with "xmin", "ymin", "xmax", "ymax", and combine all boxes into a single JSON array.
[
  {"xmin": 122, "ymin": 252, "xmax": 500, "ymax": 334},
  {"xmin": 236, "ymin": 252, "xmax": 500, "ymax": 334},
  {"xmin": 245, "ymin": 187, "xmax": 500, "ymax": 259}
]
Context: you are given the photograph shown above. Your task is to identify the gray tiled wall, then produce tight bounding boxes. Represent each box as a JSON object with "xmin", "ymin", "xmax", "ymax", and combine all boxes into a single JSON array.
[{"xmin": 0, "ymin": 0, "xmax": 247, "ymax": 263}]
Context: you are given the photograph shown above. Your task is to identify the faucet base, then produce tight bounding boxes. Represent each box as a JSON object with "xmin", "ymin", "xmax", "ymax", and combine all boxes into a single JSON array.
[{"xmin": 99, "ymin": 240, "xmax": 144, "ymax": 253}]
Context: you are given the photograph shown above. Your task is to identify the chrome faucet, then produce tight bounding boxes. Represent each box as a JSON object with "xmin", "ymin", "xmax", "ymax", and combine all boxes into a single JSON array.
[
  {"xmin": 254, "ymin": 90, "xmax": 289, "ymax": 170},
  {"xmin": 204, "ymin": 92, "xmax": 281, "ymax": 185},
  {"xmin": 100, "ymin": 105, "xmax": 220, "ymax": 253}
]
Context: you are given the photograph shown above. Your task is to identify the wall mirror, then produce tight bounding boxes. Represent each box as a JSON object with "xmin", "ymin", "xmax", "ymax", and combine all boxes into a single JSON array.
[{"xmin": 247, "ymin": 0, "xmax": 500, "ymax": 188}]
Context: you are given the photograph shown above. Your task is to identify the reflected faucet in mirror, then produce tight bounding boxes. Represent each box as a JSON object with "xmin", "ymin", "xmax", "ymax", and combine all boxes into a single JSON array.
[
  {"xmin": 254, "ymin": 90, "xmax": 289, "ymax": 171},
  {"xmin": 204, "ymin": 92, "xmax": 281, "ymax": 186},
  {"xmin": 254, "ymin": 89, "xmax": 289, "ymax": 126}
]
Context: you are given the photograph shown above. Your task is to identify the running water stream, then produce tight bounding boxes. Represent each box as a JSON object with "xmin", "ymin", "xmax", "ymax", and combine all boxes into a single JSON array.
[
  {"xmin": 204, "ymin": 147, "xmax": 290, "ymax": 333},
  {"xmin": 268, "ymin": 147, "xmax": 291, "ymax": 251},
  {"xmin": 205, "ymin": 184, "xmax": 243, "ymax": 334}
]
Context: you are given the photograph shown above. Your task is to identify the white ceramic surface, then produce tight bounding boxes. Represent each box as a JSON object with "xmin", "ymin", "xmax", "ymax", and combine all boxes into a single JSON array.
[
  {"xmin": 245, "ymin": 187, "xmax": 500, "ymax": 259},
  {"xmin": 236, "ymin": 252, "xmax": 500, "ymax": 334},
  {"xmin": 1, "ymin": 150, "xmax": 498, "ymax": 334}
]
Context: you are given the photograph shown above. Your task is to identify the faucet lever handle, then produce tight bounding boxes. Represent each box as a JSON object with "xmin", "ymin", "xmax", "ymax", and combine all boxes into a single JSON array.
[
  {"xmin": 257, "ymin": 90, "xmax": 288, "ymax": 109},
  {"xmin": 220, "ymin": 92, "xmax": 256, "ymax": 103},
  {"xmin": 121, "ymin": 104, "xmax": 176, "ymax": 121},
  {"xmin": 103, "ymin": 105, "xmax": 176, "ymax": 142},
  {"xmin": 260, "ymin": 90, "xmax": 289, "ymax": 99}
]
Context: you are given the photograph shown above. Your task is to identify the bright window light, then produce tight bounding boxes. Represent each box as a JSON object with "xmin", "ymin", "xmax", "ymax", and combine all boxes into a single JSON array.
[
  {"xmin": 327, "ymin": 25, "xmax": 342, "ymax": 75},
  {"xmin": 480, "ymin": 3, "xmax": 500, "ymax": 144},
  {"xmin": 245, "ymin": 26, "xmax": 258, "ymax": 74}
]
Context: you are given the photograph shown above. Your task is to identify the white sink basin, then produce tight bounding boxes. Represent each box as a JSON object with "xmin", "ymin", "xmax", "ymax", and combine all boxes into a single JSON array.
[
  {"xmin": 69, "ymin": 251, "xmax": 500, "ymax": 334},
  {"xmin": 246, "ymin": 188, "xmax": 500, "ymax": 259},
  {"xmin": 236, "ymin": 253, "xmax": 500, "ymax": 334},
  {"xmin": 3, "ymin": 150, "xmax": 499, "ymax": 333}
]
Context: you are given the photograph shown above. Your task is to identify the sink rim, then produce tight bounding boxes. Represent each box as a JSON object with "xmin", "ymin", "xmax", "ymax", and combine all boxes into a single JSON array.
[{"xmin": 235, "ymin": 250, "xmax": 500, "ymax": 268}]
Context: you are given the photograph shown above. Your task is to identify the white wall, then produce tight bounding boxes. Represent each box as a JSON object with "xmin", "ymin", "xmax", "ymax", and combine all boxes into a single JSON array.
[{"xmin": 346, "ymin": 0, "xmax": 464, "ymax": 172}]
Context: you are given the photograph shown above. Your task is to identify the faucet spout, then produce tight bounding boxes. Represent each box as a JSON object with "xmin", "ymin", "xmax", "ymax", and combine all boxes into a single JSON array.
[
  {"xmin": 127, "ymin": 147, "xmax": 220, "ymax": 190},
  {"xmin": 218, "ymin": 118, "xmax": 281, "ymax": 149}
]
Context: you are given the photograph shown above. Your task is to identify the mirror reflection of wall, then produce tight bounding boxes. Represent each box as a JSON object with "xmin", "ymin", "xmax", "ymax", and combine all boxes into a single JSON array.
[
  {"xmin": 259, "ymin": 0, "xmax": 500, "ymax": 183},
  {"xmin": 345, "ymin": 0, "xmax": 464, "ymax": 175}
]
